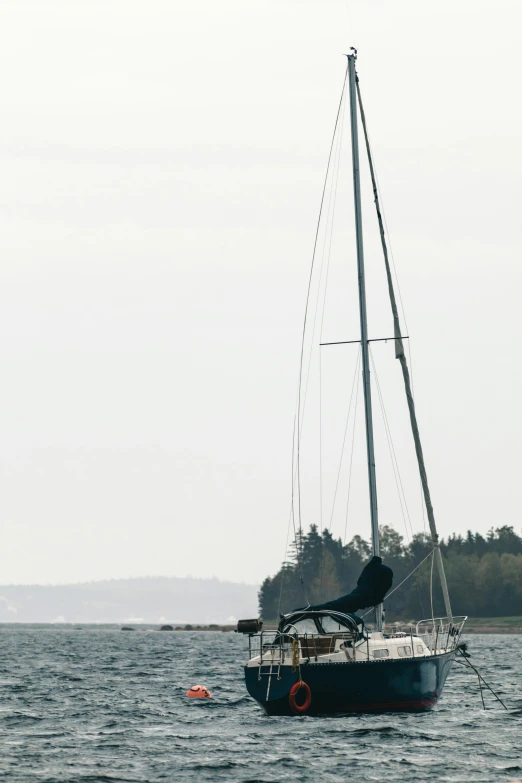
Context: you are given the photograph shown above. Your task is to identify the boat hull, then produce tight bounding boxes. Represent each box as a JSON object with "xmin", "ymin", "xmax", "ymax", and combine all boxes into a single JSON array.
[{"xmin": 245, "ymin": 651, "xmax": 455, "ymax": 715}]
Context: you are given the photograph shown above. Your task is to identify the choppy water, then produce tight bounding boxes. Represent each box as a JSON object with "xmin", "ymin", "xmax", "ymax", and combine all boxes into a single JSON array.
[{"xmin": 0, "ymin": 627, "xmax": 521, "ymax": 782}]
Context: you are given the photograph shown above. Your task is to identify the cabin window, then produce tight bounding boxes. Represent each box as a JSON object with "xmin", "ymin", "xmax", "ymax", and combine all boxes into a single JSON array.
[
  {"xmin": 289, "ymin": 619, "xmax": 317, "ymax": 635},
  {"xmin": 397, "ymin": 645, "xmax": 412, "ymax": 657},
  {"xmin": 416, "ymin": 645, "xmax": 424, "ymax": 654},
  {"xmin": 373, "ymin": 648, "xmax": 389, "ymax": 659},
  {"xmin": 321, "ymin": 617, "xmax": 345, "ymax": 633}
]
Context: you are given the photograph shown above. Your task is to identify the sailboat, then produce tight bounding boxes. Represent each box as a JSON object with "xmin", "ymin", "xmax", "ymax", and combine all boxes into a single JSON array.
[{"xmin": 238, "ymin": 50, "xmax": 466, "ymax": 715}]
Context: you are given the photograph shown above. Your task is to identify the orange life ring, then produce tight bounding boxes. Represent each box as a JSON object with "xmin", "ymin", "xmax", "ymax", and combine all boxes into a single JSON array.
[{"xmin": 289, "ymin": 681, "xmax": 312, "ymax": 714}]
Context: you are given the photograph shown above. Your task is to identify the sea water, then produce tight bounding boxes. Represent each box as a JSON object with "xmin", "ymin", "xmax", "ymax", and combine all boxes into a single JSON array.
[{"xmin": 0, "ymin": 627, "xmax": 520, "ymax": 782}]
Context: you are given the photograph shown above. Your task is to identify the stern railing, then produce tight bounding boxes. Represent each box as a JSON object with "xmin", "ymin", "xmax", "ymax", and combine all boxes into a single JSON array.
[
  {"xmin": 247, "ymin": 630, "xmax": 359, "ymax": 665},
  {"xmin": 415, "ymin": 616, "xmax": 467, "ymax": 654}
]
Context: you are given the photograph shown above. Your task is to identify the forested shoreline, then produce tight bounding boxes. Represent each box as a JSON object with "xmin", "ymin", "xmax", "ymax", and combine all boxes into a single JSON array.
[{"xmin": 259, "ymin": 525, "xmax": 522, "ymax": 621}]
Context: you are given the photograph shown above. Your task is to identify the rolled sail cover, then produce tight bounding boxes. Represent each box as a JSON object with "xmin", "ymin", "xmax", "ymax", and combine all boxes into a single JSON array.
[{"xmin": 306, "ymin": 556, "xmax": 393, "ymax": 614}]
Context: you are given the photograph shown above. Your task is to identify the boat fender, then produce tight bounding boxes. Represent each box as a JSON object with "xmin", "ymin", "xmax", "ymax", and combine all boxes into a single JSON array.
[
  {"xmin": 236, "ymin": 618, "xmax": 263, "ymax": 634},
  {"xmin": 186, "ymin": 685, "xmax": 212, "ymax": 698},
  {"xmin": 289, "ymin": 681, "xmax": 312, "ymax": 714}
]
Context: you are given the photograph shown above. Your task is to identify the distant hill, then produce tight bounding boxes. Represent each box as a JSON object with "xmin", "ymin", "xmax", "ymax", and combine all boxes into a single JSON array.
[{"xmin": 0, "ymin": 577, "xmax": 259, "ymax": 624}]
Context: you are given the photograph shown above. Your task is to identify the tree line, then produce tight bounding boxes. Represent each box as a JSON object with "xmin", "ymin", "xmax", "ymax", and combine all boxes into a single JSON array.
[{"xmin": 258, "ymin": 524, "xmax": 522, "ymax": 621}]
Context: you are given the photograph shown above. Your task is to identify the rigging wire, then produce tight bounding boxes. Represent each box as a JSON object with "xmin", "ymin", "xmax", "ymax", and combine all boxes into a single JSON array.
[
  {"xmin": 358, "ymin": 73, "xmax": 454, "ymax": 623},
  {"xmin": 318, "ymin": 85, "xmax": 346, "ymax": 540},
  {"xmin": 319, "ymin": 347, "xmax": 361, "ymax": 599},
  {"xmin": 305, "ymin": 82, "xmax": 346, "ymax": 422},
  {"xmin": 317, "ymin": 90, "xmax": 348, "ymax": 600},
  {"xmin": 282, "ymin": 64, "xmax": 348, "ymax": 608},
  {"xmin": 355, "ymin": 74, "xmax": 426, "ymax": 537},
  {"xmin": 367, "ymin": 345, "xmax": 428, "ymax": 615},
  {"xmin": 291, "ymin": 412, "xmax": 309, "ymax": 607},
  {"xmin": 276, "ymin": 414, "xmax": 299, "ymax": 618},
  {"xmin": 316, "ymin": 352, "xmax": 328, "ymax": 601},
  {"xmin": 354, "ymin": 77, "xmax": 410, "ymax": 343},
  {"xmin": 276, "ymin": 508, "xmax": 293, "ymax": 619},
  {"xmin": 277, "ymin": 381, "xmax": 309, "ymax": 618},
  {"xmin": 455, "ymin": 652, "xmax": 507, "ymax": 710},
  {"xmin": 369, "ymin": 347, "xmax": 415, "ymax": 542},
  {"xmin": 382, "ymin": 548, "xmax": 434, "ymax": 603},
  {"xmin": 318, "ymin": 347, "xmax": 325, "ymax": 601},
  {"xmin": 340, "ymin": 357, "xmax": 361, "ymax": 587},
  {"xmin": 292, "ymin": 68, "xmax": 348, "ymax": 601},
  {"xmin": 430, "ymin": 548, "xmax": 436, "ymax": 627},
  {"xmin": 327, "ymin": 348, "xmax": 362, "ymax": 533},
  {"xmin": 359, "ymin": 547, "xmax": 434, "ymax": 619}
]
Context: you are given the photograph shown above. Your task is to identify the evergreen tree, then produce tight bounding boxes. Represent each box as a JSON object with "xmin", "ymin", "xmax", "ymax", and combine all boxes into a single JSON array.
[{"xmin": 258, "ymin": 523, "xmax": 522, "ymax": 621}]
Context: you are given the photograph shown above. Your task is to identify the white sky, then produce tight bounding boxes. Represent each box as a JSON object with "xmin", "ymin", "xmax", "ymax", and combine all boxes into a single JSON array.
[{"xmin": 1, "ymin": 0, "xmax": 521, "ymax": 585}]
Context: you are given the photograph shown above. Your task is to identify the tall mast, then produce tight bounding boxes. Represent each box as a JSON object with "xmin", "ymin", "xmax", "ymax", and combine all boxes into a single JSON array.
[{"xmin": 347, "ymin": 51, "xmax": 383, "ymax": 632}]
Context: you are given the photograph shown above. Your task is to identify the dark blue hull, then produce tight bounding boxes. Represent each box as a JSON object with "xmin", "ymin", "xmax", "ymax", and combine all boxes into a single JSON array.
[{"xmin": 245, "ymin": 652, "xmax": 455, "ymax": 715}]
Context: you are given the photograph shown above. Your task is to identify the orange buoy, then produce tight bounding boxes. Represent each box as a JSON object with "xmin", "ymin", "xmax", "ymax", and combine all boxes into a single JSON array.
[
  {"xmin": 289, "ymin": 681, "xmax": 312, "ymax": 714},
  {"xmin": 186, "ymin": 684, "xmax": 212, "ymax": 699}
]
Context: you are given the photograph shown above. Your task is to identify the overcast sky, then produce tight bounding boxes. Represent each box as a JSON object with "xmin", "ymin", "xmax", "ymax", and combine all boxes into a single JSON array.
[{"xmin": 1, "ymin": 0, "xmax": 521, "ymax": 586}]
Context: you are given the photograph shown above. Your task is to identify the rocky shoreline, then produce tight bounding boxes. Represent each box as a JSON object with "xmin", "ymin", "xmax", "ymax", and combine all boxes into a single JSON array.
[
  {"xmin": 118, "ymin": 620, "xmax": 522, "ymax": 634},
  {"xmin": 120, "ymin": 624, "xmax": 236, "ymax": 632}
]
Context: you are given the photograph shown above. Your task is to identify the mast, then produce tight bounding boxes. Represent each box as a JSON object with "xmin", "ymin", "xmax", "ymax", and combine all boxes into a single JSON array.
[
  {"xmin": 355, "ymin": 72, "xmax": 454, "ymax": 624},
  {"xmin": 347, "ymin": 51, "xmax": 383, "ymax": 632}
]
